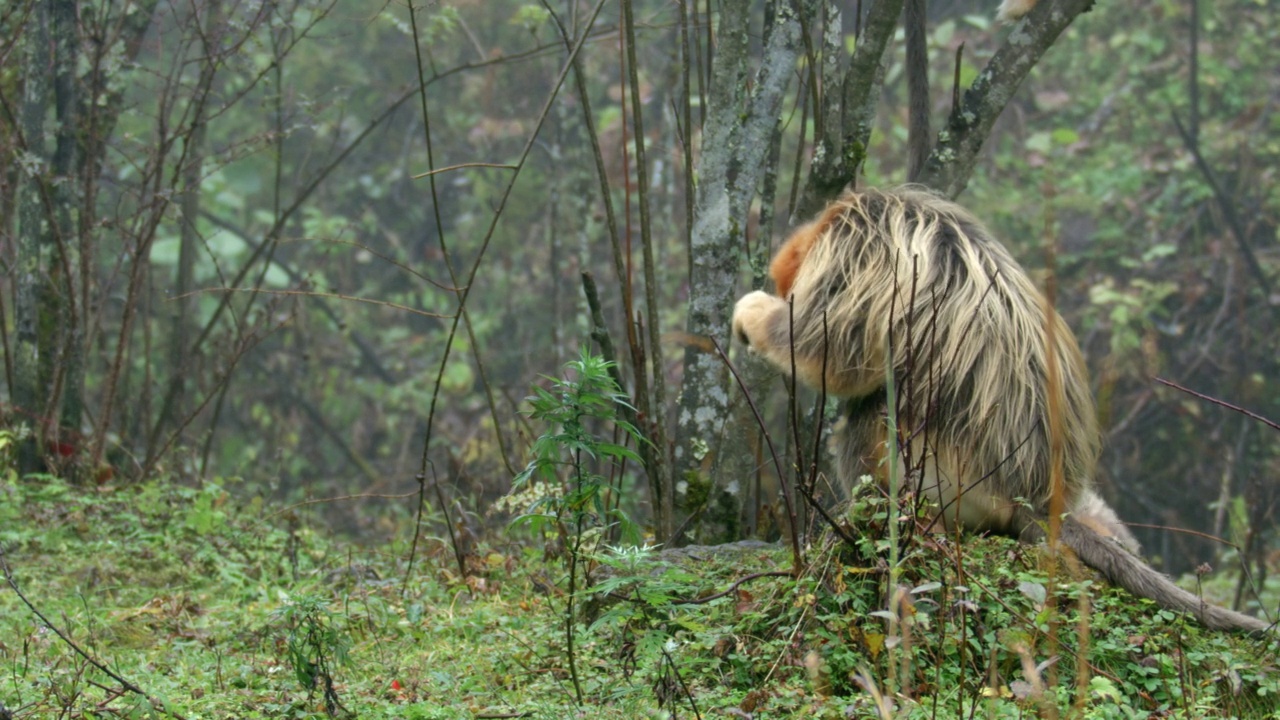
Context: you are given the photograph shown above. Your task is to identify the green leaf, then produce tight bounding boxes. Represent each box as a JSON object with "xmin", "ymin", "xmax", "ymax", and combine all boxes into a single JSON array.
[
  {"xmin": 1089, "ymin": 675, "xmax": 1122, "ymax": 702},
  {"xmin": 1025, "ymin": 132, "xmax": 1053, "ymax": 154},
  {"xmin": 1141, "ymin": 242, "xmax": 1177, "ymax": 262},
  {"xmin": 595, "ymin": 442, "xmax": 642, "ymax": 464},
  {"xmin": 1050, "ymin": 127, "xmax": 1080, "ymax": 145}
]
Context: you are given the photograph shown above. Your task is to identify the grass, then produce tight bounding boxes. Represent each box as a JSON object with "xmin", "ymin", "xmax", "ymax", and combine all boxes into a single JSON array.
[{"xmin": 1, "ymin": 475, "xmax": 1277, "ymax": 719}]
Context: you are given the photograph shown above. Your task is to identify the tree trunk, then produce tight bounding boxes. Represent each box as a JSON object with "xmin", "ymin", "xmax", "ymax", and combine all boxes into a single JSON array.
[
  {"xmin": 13, "ymin": 0, "xmax": 53, "ymax": 473},
  {"xmin": 50, "ymin": 0, "xmax": 83, "ymax": 443},
  {"xmin": 917, "ymin": 0, "xmax": 1098, "ymax": 199},
  {"xmin": 794, "ymin": 0, "xmax": 904, "ymax": 219},
  {"xmin": 675, "ymin": 0, "xmax": 803, "ymax": 542},
  {"xmin": 149, "ymin": 0, "xmax": 223, "ymax": 465},
  {"xmin": 13, "ymin": 0, "xmax": 159, "ymax": 476}
]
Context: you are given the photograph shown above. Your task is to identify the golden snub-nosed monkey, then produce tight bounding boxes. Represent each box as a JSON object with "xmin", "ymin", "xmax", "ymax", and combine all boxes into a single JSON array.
[{"xmin": 733, "ymin": 187, "xmax": 1270, "ymax": 633}]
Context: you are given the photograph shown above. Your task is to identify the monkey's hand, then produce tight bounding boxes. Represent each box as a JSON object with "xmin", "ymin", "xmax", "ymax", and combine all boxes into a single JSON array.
[{"xmin": 732, "ymin": 290, "xmax": 785, "ymax": 349}]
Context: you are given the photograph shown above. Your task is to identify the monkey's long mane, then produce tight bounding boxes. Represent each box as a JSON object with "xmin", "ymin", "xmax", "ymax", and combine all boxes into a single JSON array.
[{"xmin": 786, "ymin": 188, "xmax": 1100, "ymax": 509}]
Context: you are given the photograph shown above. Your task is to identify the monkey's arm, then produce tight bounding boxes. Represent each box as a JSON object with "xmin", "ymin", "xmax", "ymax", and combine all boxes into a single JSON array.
[
  {"xmin": 732, "ymin": 291, "xmax": 786, "ymax": 346},
  {"xmin": 733, "ymin": 290, "xmax": 813, "ymax": 378},
  {"xmin": 733, "ymin": 290, "xmax": 870, "ymax": 396}
]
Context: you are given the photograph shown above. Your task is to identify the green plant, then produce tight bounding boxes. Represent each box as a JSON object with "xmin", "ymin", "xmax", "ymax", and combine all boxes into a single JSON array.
[
  {"xmin": 272, "ymin": 592, "xmax": 353, "ymax": 718},
  {"xmin": 509, "ymin": 348, "xmax": 645, "ymax": 704},
  {"xmin": 512, "ymin": 350, "xmax": 645, "ymax": 536},
  {"xmin": 585, "ymin": 544, "xmax": 696, "ymax": 688}
]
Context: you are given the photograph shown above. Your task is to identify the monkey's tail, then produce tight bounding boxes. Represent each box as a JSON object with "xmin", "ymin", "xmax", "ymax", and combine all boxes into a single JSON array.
[{"xmin": 1060, "ymin": 516, "xmax": 1272, "ymax": 634}]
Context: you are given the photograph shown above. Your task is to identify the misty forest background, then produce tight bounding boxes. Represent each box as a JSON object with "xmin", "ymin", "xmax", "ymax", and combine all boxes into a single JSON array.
[
  {"xmin": 3, "ymin": 0, "xmax": 1279, "ymax": 585},
  {"xmin": 4, "ymin": 0, "xmax": 1280, "ymax": 715}
]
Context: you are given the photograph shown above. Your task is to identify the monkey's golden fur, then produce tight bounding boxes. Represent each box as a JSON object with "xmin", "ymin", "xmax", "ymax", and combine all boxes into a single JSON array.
[{"xmin": 733, "ymin": 187, "xmax": 1270, "ymax": 633}]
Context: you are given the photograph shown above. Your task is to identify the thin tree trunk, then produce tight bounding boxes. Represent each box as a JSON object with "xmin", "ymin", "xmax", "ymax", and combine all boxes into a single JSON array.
[
  {"xmin": 675, "ymin": 0, "xmax": 803, "ymax": 542},
  {"xmin": 50, "ymin": 0, "xmax": 83, "ymax": 447},
  {"xmin": 904, "ymin": 0, "xmax": 930, "ymax": 183},
  {"xmin": 149, "ymin": 0, "xmax": 222, "ymax": 465},
  {"xmin": 14, "ymin": 0, "xmax": 53, "ymax": 473}
]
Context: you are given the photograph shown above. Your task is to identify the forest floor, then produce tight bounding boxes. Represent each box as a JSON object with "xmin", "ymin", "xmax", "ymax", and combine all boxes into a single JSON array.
[{"xmin": 1, "ymin": 476, "xmax": 1278, "ymax": 719}]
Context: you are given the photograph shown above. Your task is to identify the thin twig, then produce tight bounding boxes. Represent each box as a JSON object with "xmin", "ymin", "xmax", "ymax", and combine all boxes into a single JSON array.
[
  {"xmin": 192, "ymin": 287, "xmax": 450, "ymax": 319},
  {"xmin": 660, "ymin": 645, "xmax": 703, "ymax": 720},
  {"xmin": 1122, "ymin": 521, "xmax": 1251, "ymax": 547},
  {"xmin": 621, "ymin": 0, "xmax": 673, "ymax": 546},
  {"xmin": 412, "ymin": 162, "xmax": 517, "ymax": 178},
  {"xmin": 713, "ymin": 338, "xmax": 806, "ymax": 569},
  {"xmin": 143, "ymin": 317, "xmax": 289, "ymax": 478},
  {"xmin": 269, "ymin": 490, "xmax": 420, "ymax": 518},
  {"xmin": 1155, "ymin": 376, "xmax": 1280, "ymax": 433},
  {"xmin": 671, "ymin": 570, "xmax": 796, "ymax": 605},
  {"xmin": 403, "ymin": 0, "xmax": 611, "ymax": 591}
]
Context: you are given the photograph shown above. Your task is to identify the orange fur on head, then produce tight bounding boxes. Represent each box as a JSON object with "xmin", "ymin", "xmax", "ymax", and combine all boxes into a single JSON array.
[
  {"xmin": 769, "ymin": 201, "xmax": 846, "ymax": 297},
  {"xmin": 768, "ymin": 223, "xmax": 816, "ymax": 298}
]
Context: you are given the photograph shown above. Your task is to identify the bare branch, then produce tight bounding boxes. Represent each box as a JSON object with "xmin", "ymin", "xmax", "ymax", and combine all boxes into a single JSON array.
[
  {"xmin": 0, "ymin": 549, "xmax": 189, "ymax": 719},
  {"xmin": 1156, "ymin": 377, "xmax": 1280, "ymax": 434},
  {"xmin": 796, "ymin": 0, "xmax": 904, "ymax": 218},
  {"xmin": 917, "ymin": 0, "xmax": 1097, "ymax": 198}
]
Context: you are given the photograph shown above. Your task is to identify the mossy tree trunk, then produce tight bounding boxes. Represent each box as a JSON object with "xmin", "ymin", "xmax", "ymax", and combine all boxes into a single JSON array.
[
  {"xmin": 10, "ymin": 0, "xmax": 159, "ymax": 476},
  {"xmin": 674, "ymin": 0, "xmax": 806, "ymax": 543}
]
